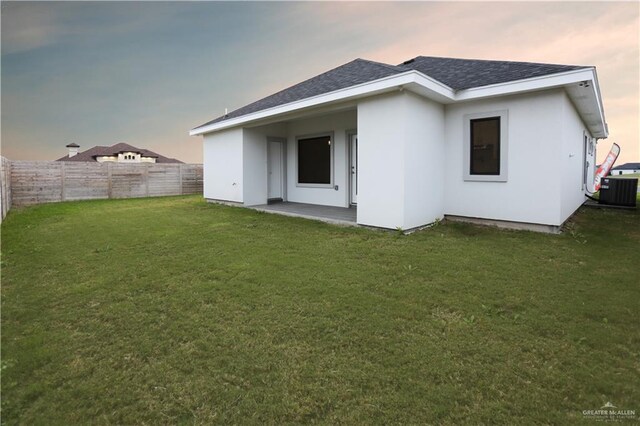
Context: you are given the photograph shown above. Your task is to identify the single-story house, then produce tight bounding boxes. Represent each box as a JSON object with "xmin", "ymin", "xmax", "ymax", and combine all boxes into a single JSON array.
[
  {"xmin": 57, "ymin": 142, "xmax": 183, "ymax": 163},
  {"xmin": 609, "ymin": 162, "xmax": 640, "ymax": 176},
  {"xmin": 190, "ymin": 56, "xmax": 607, "ymax": 233}
]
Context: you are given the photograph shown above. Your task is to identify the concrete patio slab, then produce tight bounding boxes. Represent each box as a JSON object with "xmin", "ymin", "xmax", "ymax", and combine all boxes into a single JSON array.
[{"xmin": 250, "ymin": 202, "xmax": 357, "ymax": 226}]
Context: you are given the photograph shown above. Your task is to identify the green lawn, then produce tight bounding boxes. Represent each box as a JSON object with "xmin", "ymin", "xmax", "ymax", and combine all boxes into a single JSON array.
[{"xmin": 1, "ymin": 196, "xmax": 638, "ymax": 424}]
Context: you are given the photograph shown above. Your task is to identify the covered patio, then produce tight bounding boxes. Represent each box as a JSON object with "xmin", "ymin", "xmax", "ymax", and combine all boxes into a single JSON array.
[{"xmin": 250, "ymin": 202, "xmax": 357, "ymax": 226}]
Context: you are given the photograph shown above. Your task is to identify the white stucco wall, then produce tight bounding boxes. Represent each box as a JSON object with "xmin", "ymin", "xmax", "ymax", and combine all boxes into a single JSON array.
[
  {"xmin": 560, "ymin": 91, "xmax": 594, "ymax": 223},
  {"xmin": 203, "ymin": 127, "xmax": 243, "ymax": 202},
  {"xmin": 201, "ymin": 86, "xmax": 598, "ymax": 230},
  {"xmin": 358, "ymin": 91, "xmax": 444, "ymax": 230},
  {"xmin": 285, "ymin": 110, "xmax": 356, "ymax": 207},
  {"xmin": 358, "ymin": 93, "xmax": 406, "ymax": 228},
  {"xmin": 444, "ymin": 90, "xmax": 565, "ymax": 226},
  {"xmin": 242, "ymin": 128, "xmax": 268, "ymax": 206},
  {"xmin": 243, "ymin": 122, "xmax": 288, "ymax": 206},
  {"xmin": 402, "ymin": 92, "xmax": 445, "ymax": 229}
]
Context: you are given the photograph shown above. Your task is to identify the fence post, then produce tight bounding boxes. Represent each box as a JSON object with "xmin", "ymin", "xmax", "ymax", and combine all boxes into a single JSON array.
[
  {"xmin": 107, "ymin": 163, "xmax": 113, "ymax": 199},
  {"xmin": 60, "ymin": 162, "xmax": 66, "ymax": 202},
  {"xmin": 145, "ymin": 163, "xmax": 150, "ymax": 197},
  {"xmin": 179, "ymin": 164, "xmax": 184, "ymax": 195}
]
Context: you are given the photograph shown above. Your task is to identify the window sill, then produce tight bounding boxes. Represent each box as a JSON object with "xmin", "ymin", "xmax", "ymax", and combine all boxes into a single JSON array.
[
  {"xmin": 463, "ymin": 175, "xmax": 508, "ymax": 182},
  {"xmin": 296, "ymin": 183, "xmax": 334, "ymax": 189}
]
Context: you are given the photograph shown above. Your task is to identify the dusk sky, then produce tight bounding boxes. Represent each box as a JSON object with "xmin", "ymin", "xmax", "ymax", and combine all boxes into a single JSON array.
[{"xmin": 2, "ymin": 1, "xmax": 638, "ymax": 164}]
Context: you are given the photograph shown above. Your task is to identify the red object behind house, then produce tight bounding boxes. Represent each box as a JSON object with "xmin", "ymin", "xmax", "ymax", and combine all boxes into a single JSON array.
[{"xmin": 594, "ymin": 143, "xmax": 620, "ymax": 192}]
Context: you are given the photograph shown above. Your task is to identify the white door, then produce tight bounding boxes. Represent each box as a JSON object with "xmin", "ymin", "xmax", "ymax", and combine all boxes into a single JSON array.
[
  {"xmin": 350, "ymin": 134, "xmax": 358, "ymax": 204},
  {"xmin": 268, "ymin": 140, "xmax": 283, "ymax": 200}
]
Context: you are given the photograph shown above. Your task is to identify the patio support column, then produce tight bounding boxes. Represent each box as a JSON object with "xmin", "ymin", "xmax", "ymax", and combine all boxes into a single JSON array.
[{"xmin": 357, "ymin": 91, "xmax": 445, "ymax": 230}]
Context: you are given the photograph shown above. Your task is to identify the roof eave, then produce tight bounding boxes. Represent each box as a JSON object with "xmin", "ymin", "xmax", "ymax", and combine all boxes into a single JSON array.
[
  {"xmin": 190, "ymin": 67, "xmax": 607, "ymax": 138},
  {"xmin": 455, "ymin": 67, "xmax": 607, "ymax": 138},
  {"xmin": 189, "ymin": 71, "xmax": 455, "ymax": 136}
]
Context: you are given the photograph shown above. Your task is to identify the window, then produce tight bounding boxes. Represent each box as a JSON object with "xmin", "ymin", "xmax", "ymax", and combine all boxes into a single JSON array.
[
  {"xmin": 470, "ymin": 117, "xmax": 500, "ymax": 175},
  {"xmin": 297, "ymin": 134, "xmax": 332, "ymax": 186},
  {"xmin": 464, "ymin": 110, "xmax": 508, "ymax": 182}
]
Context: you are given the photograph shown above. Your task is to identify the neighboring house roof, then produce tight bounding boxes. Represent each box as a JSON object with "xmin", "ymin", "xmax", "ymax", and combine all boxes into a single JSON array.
[
  {"xmin": 194, "ymin": 56, "xmax": 590, "ymax": 130},
  {"xmin": 56, "ymin": 142, "xmax": 183, "ymax": 163},
  {"xmin": 611, "ymin": 162, "xmax": 640, "ymax": 170}
]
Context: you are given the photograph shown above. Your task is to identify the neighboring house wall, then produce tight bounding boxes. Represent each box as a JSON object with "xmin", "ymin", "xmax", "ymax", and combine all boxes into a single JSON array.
[
  {"xmin": 203, "ymin": 128, "xmax": 243, "ymax": 203},
  {"xmin": 611, "ymin": 169, "xmax": 640, "ymax": 175},
  {"xmin": 443, "ymin": 89, "xmax": 564, "ymax": 226},
  {"xmin": 96, "ymin": 156, "xmax": 119, "ymax": 163},
  {"xmin": 560, "ymin": 90, "xmax": 595, "ymax": 224},
  {"xmin": 96, "ymin": 153, "xmax": 157, "ymax": 163}
]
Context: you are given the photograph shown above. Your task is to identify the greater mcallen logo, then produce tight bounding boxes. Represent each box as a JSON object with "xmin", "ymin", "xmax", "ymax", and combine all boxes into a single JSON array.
[{"xmin": 582, "ymin": 402, "xmax": 636, "ymax": 422}]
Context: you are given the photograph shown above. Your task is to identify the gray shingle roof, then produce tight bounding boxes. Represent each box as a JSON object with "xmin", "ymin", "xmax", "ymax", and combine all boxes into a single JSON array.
[
  {"xmin": 194, "ymin": 56, "xmax": 590, "ymax": 130},
  {"xmin": 397, "ymin": 56, "xmax": 586, "ymax": 90},
  {"xmin": 197, "ymin": 59, "xmax": 402, "ymax": 128},
  {"xmin": 56, "ymin": 142, "xmax": 183, "ymax": 163}
]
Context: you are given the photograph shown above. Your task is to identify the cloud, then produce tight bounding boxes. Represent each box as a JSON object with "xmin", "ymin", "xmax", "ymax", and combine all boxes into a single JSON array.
[
  {"xmin": 1, "ymin": 2, "xmax": 179, "ymax": 55},
  {"xmin": 0, "ymin": 2, "xmax": 64, "ymax": 54},
  {"xmin": 334, "ymin": 1, "xmax": 639, "ymax": 163}
]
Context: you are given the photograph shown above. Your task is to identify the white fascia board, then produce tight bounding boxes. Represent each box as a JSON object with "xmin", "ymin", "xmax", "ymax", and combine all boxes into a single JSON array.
[
  {"xmin": 453, "ymin": 68, "xmax": 596, "ymax": 101},
  {"xmin": 189, "ymin": 71, "xmax": 456, "ymax": 136},
  {"xmin": 590, "ymin": 68, "xmax": 609, "ymax": 138}
]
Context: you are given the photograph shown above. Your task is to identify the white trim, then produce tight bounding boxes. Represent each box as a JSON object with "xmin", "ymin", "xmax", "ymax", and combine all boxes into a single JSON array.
[
  {"xmin": 190, "ymin": 67, "xmax": 606, "ymax": 139},
  {"xmin": 590, "ymin": 68, "xmax": 609, "ymax": 137},
  {"xmin": 463, "ymin": 110, "xmax": 509, "ymax": 182},
  {"xmin": 348, "ymin": 132, "xmax": 358, "ymax": 205},
  {"xmin": 190, "ymin": 71, "xmax": 436, "ymax": 136},
  {"xmin": 267, "ymin": 137, "xmax": 286, "ymax": 200},
  {"xmin": 454, "ymin": 68, "xmax": 595, "ymax": 99}
]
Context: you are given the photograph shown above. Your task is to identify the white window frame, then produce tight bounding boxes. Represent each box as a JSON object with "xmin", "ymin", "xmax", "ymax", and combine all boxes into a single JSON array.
[
  {"xmin": 463, "ymin": 110, "xmax": 509, "ymax": 182},
  {"xmin": 295, "ymin": 131, "xmax": 334, "ymax": 188}
]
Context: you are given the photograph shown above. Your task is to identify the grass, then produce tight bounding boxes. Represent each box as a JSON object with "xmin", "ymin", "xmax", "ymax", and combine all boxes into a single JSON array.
[{"xmin": 1, "ymin": 195, "xmax": 639, "ymax": 424}]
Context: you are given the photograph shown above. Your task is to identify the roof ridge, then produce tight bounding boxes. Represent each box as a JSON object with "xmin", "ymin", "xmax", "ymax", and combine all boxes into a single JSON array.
[
  {"xmin": 412, "ymin": 55, "xmax": 591, "ymax": 69},
  {"xmin": 356, "ymin": 58, "xmax": 404, "ymax": 73}
]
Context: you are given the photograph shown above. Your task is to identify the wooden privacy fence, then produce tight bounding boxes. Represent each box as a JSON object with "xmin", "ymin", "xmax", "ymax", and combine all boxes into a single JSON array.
[
  {"xmin": 1, "ymin": 156, "xmax": 12, "ymax": 221},
  {"xmin": 3, "ymin": 159, "xmax": 203, "ymax": 209}
]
